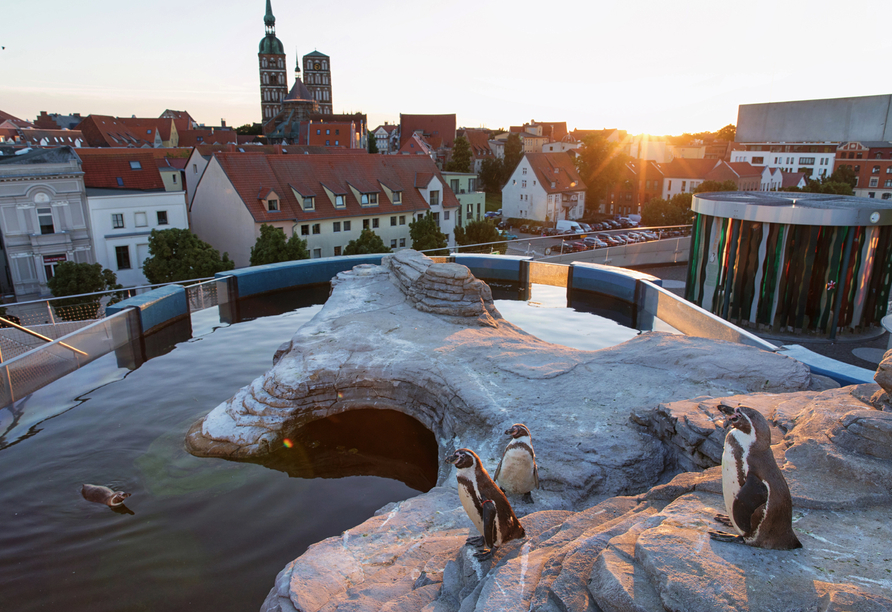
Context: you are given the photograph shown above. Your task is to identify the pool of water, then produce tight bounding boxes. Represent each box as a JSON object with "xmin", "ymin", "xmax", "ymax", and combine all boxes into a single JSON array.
[{"xmin": 0, "ymin": 283, "xmax": 658, "ymax": 611}]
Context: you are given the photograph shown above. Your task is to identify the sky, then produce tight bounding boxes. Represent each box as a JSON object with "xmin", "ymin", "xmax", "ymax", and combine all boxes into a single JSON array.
[{"xmin": 3, "ymin": 0, "xmax": 891, "ymax": 137}]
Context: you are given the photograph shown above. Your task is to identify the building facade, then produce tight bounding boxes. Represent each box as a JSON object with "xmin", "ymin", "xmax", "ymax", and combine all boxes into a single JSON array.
[
  {"xmin": 0, "ymin": 148, "xmax": 94, "ymax": 300},
  {"xmin": 729, "ymin": 143, "xmax": 836, "ymax": 181},
  {"xmin": 501, "ymin": 153, "xmax": 586, "ymax": 223},
  {"xmin": 441, "ymin": 171, "xmax": 484, "ymax": 228},
  {"xmin": 834, "ymin": 141, "xmax": 892, "ymax": 200},
  {"xmin": 259, "ymin": 0, "xmax": 288, "ymax": 128},
  {"xmin": 303, "ymin": 51, "xmax": 333, "ymax": 114}
]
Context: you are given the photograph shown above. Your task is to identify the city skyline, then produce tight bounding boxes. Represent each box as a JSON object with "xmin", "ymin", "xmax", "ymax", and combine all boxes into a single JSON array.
[{"xmin": 3, "ymin": 0, "xmax": 890, "ymax": 136}]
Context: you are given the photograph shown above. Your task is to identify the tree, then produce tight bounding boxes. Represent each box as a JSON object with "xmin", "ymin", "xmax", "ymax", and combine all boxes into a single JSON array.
[
  {"xmin": 142, "ymin": 228, "xmax": 235, "ymax": 284},
  {"xmin": 503, "ymin": 134, "xmax": 523, "ymax": 178},
  {"xmin": 409, "ymin": 212, "xmax": 448, "ymax": 255},
  {"xmin": 478, "ymin": 158, "xmax": 505, "ymax": 193},
  {"xmin": 640, "ymin": 193, "xmax": 695, "ymax": 227},
  {"xmin": 446, "ymin": 135, "xmax": 472, "ymax": 173},
  {"xmin": 693, "ymin": 180, "xmax": 738, "ymax": 194},
  {"xmin": 715, "ymin": 124, "xmax": 736, "ymax": 142},
  {"xmin": 575, "ymin": 134, "xmax": 629, "ymax": 213},
  {"xmin": 343, "ymin": 228, "xmax": 391, "ymax": 255},
  {"xmin": 250, "ymin": 224, "xmax": 310, "ymax": 266},
  {"xmin": 784, "ymin": 168, "xmax": 855, "ymax": 196},
  {"xmin": 454, "ymin": 219, "xmax": 506, "ymax": 254},
  {"xmin": 368, "ymin": 132, "xmax": 379, "ymax": 154},
  {"xmin": 47, "ymin": 261, "xmax": 122, "ymax": 321},
  {"xmin": 236, "ymin": 123, "xmax": 262, "ymax": 136}
]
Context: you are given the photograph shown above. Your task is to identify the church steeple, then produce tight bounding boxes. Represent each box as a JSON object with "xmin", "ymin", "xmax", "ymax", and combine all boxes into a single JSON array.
[
  {"xmin": 259, "ymin": 0, "xmax": 287, "ymax": 129},
  {"xmin": 264, "ymin": 0, "xmax": 276, "ymax": 33}
]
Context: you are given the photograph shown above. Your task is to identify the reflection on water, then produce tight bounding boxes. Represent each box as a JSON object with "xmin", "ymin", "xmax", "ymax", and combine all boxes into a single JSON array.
[{"xmin": 251, "ymin": 409, "xmax": 438, "ymax": 493}]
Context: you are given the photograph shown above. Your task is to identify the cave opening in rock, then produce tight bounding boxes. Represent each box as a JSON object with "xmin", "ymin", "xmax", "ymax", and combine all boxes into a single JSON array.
[{"xmin": 250, "ymin": 408, "xmax": 440, "ymax": 492}]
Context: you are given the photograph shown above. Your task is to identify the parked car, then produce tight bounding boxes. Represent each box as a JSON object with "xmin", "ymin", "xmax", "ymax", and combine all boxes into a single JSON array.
[
  {"xmin": 484, "ymin": 211, "xmax": 499, "ymax": 219},
  {"xmin": 501, "ymin": 231, "xmax": 519, "ymax": 240},
  {"xmin": 497, "ymin": 221, "xmax": 508, "ymax": 230},
  {"xmin": 561, "ymin": 240, "xmax": 588, "ymax": 253},
  {"xmin": 543, "ymin": 227, "xmax": 562, "ymax": 236},
  {"xmin": 519, "ymin": 224, "xmax": 531, "ymax": 234},
  {"xmin": 582, "ymin": 237, "xmax": 607, "ymax": 249},
  {"xmin": 597, "ymin": 233, "xmax": 622, "ymax": 246}
]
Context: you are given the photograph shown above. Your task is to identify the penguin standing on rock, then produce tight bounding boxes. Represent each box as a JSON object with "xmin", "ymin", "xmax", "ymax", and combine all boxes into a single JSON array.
[
  {"xmin": 494, "ymin": 423, "xmax": 539, "ymax": 501},
  {"xmin": 445, "ymin": 448, "xmax": 526, "ymax": 560},
  {"xmin": 709, "ymin": 403, "xmax": 802, "ymax": 550}
]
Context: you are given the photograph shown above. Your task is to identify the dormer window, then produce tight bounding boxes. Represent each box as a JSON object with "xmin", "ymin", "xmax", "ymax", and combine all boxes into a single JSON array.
[
  {"xmin": 392, "ymin": 191, "xmax": 402, "ymax": 204},
  {"xmin": 302, "ymin": 196, "xmax": 315, "ymax": 211},
  {"xmin": 360, "ymin": 193, "xmax": 378, "ymax": 206},
  {"xmin": 335, "ymin": 195, "xmax": 346, "ymax": 208},
  {"xmin": 268, "ymin": 199, "xmax": 279, "ymax": 212}
]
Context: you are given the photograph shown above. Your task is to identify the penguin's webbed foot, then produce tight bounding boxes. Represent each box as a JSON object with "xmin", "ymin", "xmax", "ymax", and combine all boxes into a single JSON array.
[
  {"xmin": 709, "ymin": 530, "xmax": 745, "ymax": 544},
  {"xmin": 465, "ymin": 536, "xmax": 485, "ymax": 547},
  {"xmin": 473, "ymin": 548, "xmax": 494, "ymax": 561},
  {"xmin": 713, "ymin": 513, "xmax": 733, "ymax": 527},
  {"xmin": 522, "ymin": 492, "xmax": 534, "ymax": 504}
]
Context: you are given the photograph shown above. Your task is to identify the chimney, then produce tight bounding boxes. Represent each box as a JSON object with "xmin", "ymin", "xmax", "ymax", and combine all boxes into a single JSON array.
[{"xmin": 221, "ymin": 119, "xmax": 226, "ymax": 128}]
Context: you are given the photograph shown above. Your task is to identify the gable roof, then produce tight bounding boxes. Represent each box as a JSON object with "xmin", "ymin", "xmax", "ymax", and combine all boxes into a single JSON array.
[
  {"xmin": 75, "ymin": 115, "xmax": 152, "ymax": 147},
  {"xmin": 119, "ymin": 117, "xmax": 176, "ymax": 142},
  {"xmin": 18, "ymin": 128, "xmax": 85, "ymax": 146},
  {"xmin": 209, "ymin": 153, "xmax": 459, "ymax": 224},
  {"xmin": 75, "ymin": 148, "xmax": 166, "ymax": 190},
  {"xmin": 658, "ymin": 158, "xmax": 722, "ymax": 179},
  {"xmin": 0, "ymin": 110, "xmax": 31, "ymax": 126},
  {"xmin": 178, "ymin": 129, "xmax": 239, "ymax": 147},
  {"xmin": 399, "ymin": 133, "xmax": 433, "ymax": 156},
  {"xmin": 726, "ymin": 162, "xmax": 762, "ymax": 179},
  {"xmin": 458, "ymin": 129, "xmax": 494, "ymax": 159},
  {"xmin": 525, "ymin": 152, "xmax": 587, "ymax": 193},
  {"xmin": 399, "ymin": 114, "xmax": 456, "ymax": 149}
]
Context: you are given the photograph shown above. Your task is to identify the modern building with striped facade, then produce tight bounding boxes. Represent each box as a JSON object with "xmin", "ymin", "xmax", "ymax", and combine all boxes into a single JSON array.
[{"xmin": 685, "ymin": 192, "xmax": 892, "ymax": 337}]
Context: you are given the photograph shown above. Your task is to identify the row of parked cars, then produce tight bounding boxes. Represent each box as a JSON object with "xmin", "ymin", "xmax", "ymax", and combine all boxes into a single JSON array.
[{"xmin": 559, "ymin": 230, "xmax": 661, "ymax": 253}]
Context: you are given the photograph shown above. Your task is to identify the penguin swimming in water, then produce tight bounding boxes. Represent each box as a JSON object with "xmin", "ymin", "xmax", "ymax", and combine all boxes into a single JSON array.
[
  {"xmin": 81, "ymin": 484, "xmax": 131, "ymax": 508},
  {"xmin": 493, "ymin": 423, "xmax": 539, "ymax": 500},
  {"xmin": 709, "ymin": 403, "xmax": 802, "ymax": 550},
  {"xmin": 445, "ymin": 448, "xmax": 526, "ymax": 560}
]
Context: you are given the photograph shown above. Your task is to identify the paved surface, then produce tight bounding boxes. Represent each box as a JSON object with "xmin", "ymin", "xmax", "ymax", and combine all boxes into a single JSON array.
[{"xmin": 633, "ymin": 263, "xmax": 889, "ymax": 370}]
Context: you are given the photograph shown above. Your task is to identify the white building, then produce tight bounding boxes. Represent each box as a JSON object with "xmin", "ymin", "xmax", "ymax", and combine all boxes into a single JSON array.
[
  {"xmin": 501, "ymin": 153, "xmax": 586, "ymax": 222},
  {"xmin": 729, "ymin": 143, "xmax": 836, "ymax": 181},
  {"xmin": 86, "ymin": 190, "xmax": 189, "ymax": 287}
]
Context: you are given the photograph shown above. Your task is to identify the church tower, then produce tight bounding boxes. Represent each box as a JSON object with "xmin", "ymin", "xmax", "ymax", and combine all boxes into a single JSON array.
[
  {"xmin": 302, "ymin": 51, "xmax": 333, "ymax": 115},
  {"xmin": 259, "ymin": 0, "xmax": 288, "ymax": 129}
]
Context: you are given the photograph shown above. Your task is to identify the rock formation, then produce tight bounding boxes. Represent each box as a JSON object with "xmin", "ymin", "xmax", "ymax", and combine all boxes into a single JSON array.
[{"xmin": 183, "ymin": 251, "xmax": 891, "ymax": 611}]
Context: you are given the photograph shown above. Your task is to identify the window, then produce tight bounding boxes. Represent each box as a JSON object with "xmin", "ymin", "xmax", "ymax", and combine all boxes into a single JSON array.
[
  {"xmin": 372, "ymin": 218, "xmax": 379, "ymax": 228},
  {"xmin": 668, "ymin": 180, "xmax": 672, "ymax": 190},
  {"xmin": 886, "ymin": 180, "xmax": 892, "ymax": 188},
  {"xmin": 396, "ymin": 215, "xmax": 404, "ymax": 225},
  {"xmin": 869, "ymin": 192, "xmax": 876, "ymax": 198},
  {"xmin": 390, "ymin": 216, "xmax": 397, "ymax": 226},
  {"xmin": 334, "ymin": 141, "xmax": 338, "ymax": 146},
  {"xmin": 391, "ymin": 239, "xmax": 397, "ymax": 249},
  {"xmin": 312, "ymin": 223, "xmax": 321, "ymax": 234},
  {"xmin": 326, "ymin": 129, "xmax": 330, "ymax": 135},
  {"xmin": 193, "ymin": 164, "xmax": 198, "ymax": 174},
  {"xmin": 399, "ymin": 238, "xmax": 406, "ymax": 247},
  {"xmin": 681, "ymin": 181, "xmax": 687, "ymax": 192},
  {"xmin": 301, "ymin": 224, "xmax": 310, "ymax": 236},
  {"xmin": 334, "ymin": 246, "xmax": 342, "ymax": 256},
  {"xmin": 112, "ymin": 213, "xmax": 124, "ymax": 229},
  {"xmin": 172, "ymin": 174, "xmax": 177, "ymax": 184},
  {"xmin": 363, "ymin": 219, "xmax": 370, "ymax": 229},
  {"xmin": 883, "ymin": 193, "xmax": 891, "ymax": 200},
  {"xmin": 752, "ymin": 157, "xmax": 764, "ymax": 164},
  {"xmin": 392, "ymin": 191, "xmax": 402, "ymax": 204},
  {"xmin": 312, "ymin": 248, "xmax": 322, "ymax": 259},
  {"xmin": 522, "ymin": 180, "xmax": 527, "ymax": 188},
  {"xmin": 522, "ymin": 167, "xmax": 527, "ymax": 174},
  {"xmin": 873, "ymin": 166, "xmax": 881, "ymax": 174},
  {"xmin": 444, "ymin": 210, "xmax": 450, "ymax": 220},
  {"xmin": 333, "ymin": 221, "xmax": 341, "ymax": 232},
  {"xmin": 116, "ymin": 177, "xmax": 124, "ymax": 187},
  {"xmin": 135, "ymin": 212, "xmax": 147, "ymax": 227},
  {"xmin": 799, "ymin": 157, "xmax": 815, "ymax": 165},
  {"xmin": 432, "ymin": 212, "xmax": 440, "ymax": 226},
  {"xmin": 429, "ymin": 190, "xmax": 439, "ymax": 206},
  {"xmin": 343, "ymin": 220, "xmax": 351, "ymax": 231},
  {"xmin": 37, "ymin": 207, "xmax": 54, "ymax": 234},
  {"xmin": 268, "ymin": 199, "xmax": 279, "ymax": 212},
  {"xmin": 115, "ymin": 245, "xmax": 131, "ymax": 269},
  {"xmin": 325, "ymin": 140, "xmax": 330, "ymax": 146},
  {"xmin": 450, "ymin": 179, "xmax": 459, "ymax": 192},
  {"xmin": 335, "ymin": 195, "xmax": 346, "ymax": 208},
  {"xmin": 869, "ymin": 177, "xmax": 879, "ymax": 187},
  {"xmin": 129, "ymin": 161, "xmax": 142, "ymax": 170},
  {"xmin": 316, "ymin": 129, "xmax": 321, "ymax": 135},
  {"xmin": 156, "ymin": 211, "xmax": 168, "ymax": 225},
  {"xmin": 302, "ymin": 196, "xmax": 315, "ymax": 211}
]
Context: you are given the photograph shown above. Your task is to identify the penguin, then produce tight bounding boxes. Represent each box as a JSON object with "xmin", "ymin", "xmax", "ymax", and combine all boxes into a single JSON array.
[
  {"xmin": 493, "ymin": 423, "xmax": 539, "ymax": 500},
  {"xmin": 445, "ymin": 448, "xmax": 526, "ymax": 560},
  {"xmin": 709, "ymin": 403, "xmax": 802, "ymax": 550},
  {"xmin": 81, "ymin": 484, "xmax": 131, "ymax": 508}
]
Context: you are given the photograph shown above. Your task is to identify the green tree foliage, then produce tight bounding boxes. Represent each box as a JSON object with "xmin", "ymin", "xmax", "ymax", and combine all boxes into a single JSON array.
[
  {"xmin": 235, "ymin": 123, "xmax": 262, "ymax": 136},
  {"xmin": 47, "ymin": 261, "xmax": 122, "ymax": 321},
  {"xmin": 478, "ymin": 158, "xmax": 505, "ymax": 193},
  {"xmin": 409, "ymin": 212, "xmax": 448, "ymax": 255},
  {"xmin": 693, "ymin": 179, "xmax": 738, "ymax": 193},
  {"xmin": 343, "ymin": 228, "xmax": 391, "ymax": 255},
  {"xmin": 784, "ymin": 168, "xmax": 855, "ymax": 196},
  {"xmin": 454, "ymin": 220, "xmax": 506, "ymax": 254},
  {"xmin": 250, "ymin": 224, "xmax": 310, "ymax": 266},
  {"xmin": 142, "ymin": 228, "xmax": 235, "ymax": 284},
  {"xmin": 503, "ymin": 134, "xmax": 523, "ymax": 177},
  {"xmin": 368, "ymin": 132, "xmax": 379, "ymax": 154},
  {"xmin": 446, "ymin": 135, "xmax": 472, "ymax": 173},
  {"xmin": 575, "ymin": 134, "xmax": 629, "ymax": 212},
  {"xmin": 640, "ymin": 193, "xmax": 695, "ymax": 227},
  {"xmin": 714, "ymin": 124, "xmax": 736, "ymax": 142}
]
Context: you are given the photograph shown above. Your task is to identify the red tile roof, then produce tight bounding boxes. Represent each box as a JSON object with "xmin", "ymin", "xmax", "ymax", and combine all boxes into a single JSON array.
[
  {"xmin": 537, "ymin": 122, "xmax": 568, "ymax": 142},
  {"xmin": 399, "ymin": 114, "xmax": 455, "ymax": 149},
  {"xmin": 525, "ymin": 152, "xmax": 587, "ymax": 193},
  {"xmin": 119, "ymin": 117, "xmax": 176, "ymax": 142},
  {"xmin": 19, "ymin": 128, "xmax": 84, "ymax": 146},
  {"xmin": 0, "ymin": 110, "xmax": 30, "ymax": 126},
  {"xmin": 399, "ymin": 133, "xmax": 433, "ymax": 156},
  {"xmin": 726, "ymin": 162, "xmax": 762, "ymax": 178},
  {"xmin": 658, "ymin": 158, "xmax": 722, "ymax": 179},
  {"xmin": 178, "ymin": 129, "xmax": 239, "ymax": 147},
  {"xmin": 458, "ymin": 129, "xmax": 494, "ymax": 159},
  {"xmin": 75, "ymin": 149, "xmax": 166, "ymax": 190},
  {"xmin": 782, "ymin": 171, "xmax": 807, "ymax": 188},
  {"xmin": 210, "ymin": 153, "xmax": 459, "ymax": 224},
  {"xmin": 75, "ymin": 115, "xmax": 152, "ymax": 147}
]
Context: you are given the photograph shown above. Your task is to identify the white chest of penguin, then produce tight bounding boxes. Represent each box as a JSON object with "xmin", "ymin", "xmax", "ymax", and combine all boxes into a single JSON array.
[
  {"xmin": 457, "ymin": 474, "xmax": 502, "ymax": 544},
  {"xmin": 721, "ymin": 429, "xmax": 753, "ymax": 533},
  {"xmin": 496, "ymin": 446, "xmax": 537, "ymax": 494}
]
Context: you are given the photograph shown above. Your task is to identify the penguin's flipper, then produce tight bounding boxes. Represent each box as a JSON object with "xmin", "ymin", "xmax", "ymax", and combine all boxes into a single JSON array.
[
  {"xmin": 734, "ymin": 473, "xmax": 768, "ymax": 534},
  {"xmin": 709, "ymin": 530, "xmax": 746, "ymax": 544},
  {"xmin": 533, "ymin": 461, "xmax": 539, "ymax": 490},
  {"xmin": 493, "ymin": 457, "xmax": 503, "ymax": 482},
  {"xmin": 481, "ymin": 500, "xmax": 498, "ymax": 551},
  {"xmin": 465, "ymin": 535, "xmax": 485, "ymax": 547},
  {"xmin": 714, "ymin": 513, "xmax": 733, "ymax": 527}
]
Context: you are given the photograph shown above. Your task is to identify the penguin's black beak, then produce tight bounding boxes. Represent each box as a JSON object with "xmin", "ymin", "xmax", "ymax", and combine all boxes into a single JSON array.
[
  {"xmin": 445, "ymin": 452, "xmax": 459, "ymax": 464},
  {"xmin": 504, "ymin": 427, "xmax": 516, "ymax": 436}
]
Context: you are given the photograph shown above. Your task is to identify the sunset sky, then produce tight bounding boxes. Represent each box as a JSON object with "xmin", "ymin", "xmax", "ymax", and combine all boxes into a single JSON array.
[{"xmin": 3, "ymin": 0, "xmax": 890, "ymax": 136}]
